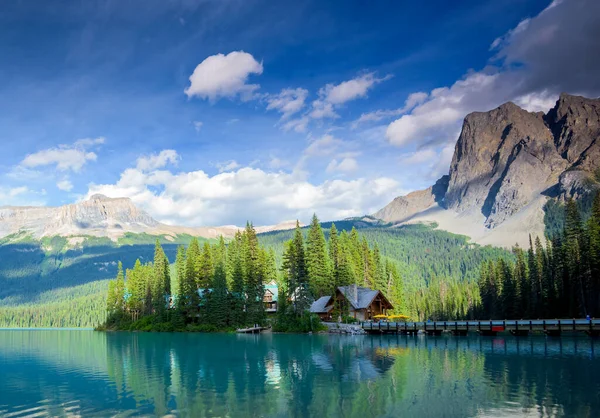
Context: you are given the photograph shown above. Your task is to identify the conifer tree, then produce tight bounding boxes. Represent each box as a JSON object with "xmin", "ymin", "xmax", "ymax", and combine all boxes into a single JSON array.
[
  {"xmin": 152, "ymin": 240, "xmax": 168, "ymax": 314},
  {"xmin": 198, "ymin": 242, "xmax": 214, "ymax": 289},
  {"xmin": 243, "ymin": 222, "xmax": 265, "ymax": 325},
  {"xmin": 306, "ymin": 214, "xmax": 332, "ymax": 298},
  {"xmin": 230, "ymin": 233, "xmax": 246, "ymax": 326},
  {"xmin": 207, "ymin": 262, "xmax": 229, "ymax": 328},
  {"xmin": 282, "ymin": 222, "xmax": 311, "ymax": 314}
]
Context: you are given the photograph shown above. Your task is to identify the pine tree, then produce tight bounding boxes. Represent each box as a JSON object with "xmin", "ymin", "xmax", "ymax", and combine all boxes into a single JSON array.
[
  {"xmin": 208, "ymin": 261, "xmax": 229, "ymax": 328},
  {"xmin": 230, "ymin": 232, "xmax": 246, "ymax": 326},
  {"xmin": 306, "ymin": 214, "xmax": 332, "ymax": 298},
  {"xmin": 282, "ymin": 221, "xmax": 311, "ymax": 315},
  {"xmin": 513, "ymin": 246, "xmax": 528, "ymax": 318},
  {"xmin": 243, "ymin": 222, "xmax": 265, "ymax": 325},
  {"xmin": 564, "ymin": 199, "xmax": 584, "ymax": 316},
  {"xmin": 152, "ymin": 240, "xmax": 168, "ymax": 315},
  {"xmin": 527, "ymin": 236, "xmax": 540, "ymax": 317},
  {"xmin": 588, "ymin": 193, "xmax": 600, "ymax": 315},
  {"xmin": 499, "ymin": 258, "xmax": 515, "ymax": 319},
  {"xmin": 184, "ymin": 239, "xmax": 201, "ymax": 320},
  {"xmin": 198, "ymin": 242, "xmax": 214, "ymax": 290}
]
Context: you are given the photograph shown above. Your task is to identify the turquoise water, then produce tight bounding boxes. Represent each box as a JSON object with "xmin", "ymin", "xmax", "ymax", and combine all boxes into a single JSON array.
[{"xmin": 1, "ymin": 331, "xmax": 598, "ymax": 417}]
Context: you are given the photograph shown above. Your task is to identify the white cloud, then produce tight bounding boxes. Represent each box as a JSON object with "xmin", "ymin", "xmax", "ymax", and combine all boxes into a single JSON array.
[
  {"xmin": 20, "ymin": 137, "xmax": 104, "ymax": 172},
  {"xmin": 56, "ymin": 179, "xmax": 74, "ymax": 192},
  {"xmin": 266, "ymin": 88, "xmax": 309, "ymax": 120},
  {"xmin": 184, "ymin": 51, "xmax": 263, "ymax": 101},
  {"xmin": 351, "ymin": 92, "xmax": 428, "ymax": 128},
  {"xmin": 320, "ymin": 73, "xmax": 392, "ymax": 105},
  {"xmin": 216, "ymin": 160, "xmax": 241, "ymax": 173},
  {"xmin": 513, "ymin": 90, "xmax": 558, "ymax": 112},
  {"xmin": 193, "ymin": 121, "xmax": 203, "ymax": 132},
  {"xmin": 269, "ymin": 157, "xmax": 287, "ymax": 169},
  {"xmin": 385, "ymin": 0, "xmax": 600, "ymax": 148},
  {"xmin": 136, "ymin": 150, "xmax": 180, "ymax": 172},
  {"xmin": 0, "ymin": 186, "xmax": 45, "ymax": 206},
  {"xmin": 304, "ymin": 134, "xmax": 342, "ymax": 157},
  {"xmin": 86, "ymin": 153, "xmax": 401, "ymax": 226},
  {"xmin": 326, "ymin": 157, "xmax": 358, "ymax": 173},
  {"xmin": 398, "ymin": 148, "xmax": 438, "ymax": 165},
  {"xmin": 282, "ymin": 117, "xmax": 309, "ymax": 133},
  {"xmin": 308, "ymin": 100, "xmax": 339, "ymax": 119}
]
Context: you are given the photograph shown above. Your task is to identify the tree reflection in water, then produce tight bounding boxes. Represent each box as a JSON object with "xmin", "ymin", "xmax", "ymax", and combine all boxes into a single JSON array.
[{"xmin": 0, "ymin": 331, "xmax": 598, "ymax": 417}]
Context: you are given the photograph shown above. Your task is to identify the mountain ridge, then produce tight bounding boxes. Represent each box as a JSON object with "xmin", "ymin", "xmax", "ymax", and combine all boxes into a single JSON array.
[
  {"xmin": 374, "ymin": 93, "xmax": 600, "ymax": 247},
  {"xmin": 0, "ymin": 194, "xmax": 297, "ymax": 241}
]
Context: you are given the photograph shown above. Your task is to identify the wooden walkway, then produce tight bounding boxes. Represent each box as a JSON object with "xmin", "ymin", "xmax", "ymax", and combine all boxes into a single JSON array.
[
  {"xmin": 361, "ymin": 318, "xmax": 600, "ymax": 337},
  {"xmin": 236, "ymin": 326, "xmax": 268, "ymax": 334}
]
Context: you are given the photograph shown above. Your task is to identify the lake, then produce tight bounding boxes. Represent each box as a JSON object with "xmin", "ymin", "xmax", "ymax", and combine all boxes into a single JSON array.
[{"xmin": 1, "ymin": 331, "xmax": 598, "ymax": 417}]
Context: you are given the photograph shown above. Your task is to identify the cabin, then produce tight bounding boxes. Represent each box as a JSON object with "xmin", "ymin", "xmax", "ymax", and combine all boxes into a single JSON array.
[
  {"xmin": 263, "ymin": 283, "xmax": 279, "ymax": 313},
  {"xmin": 310, "ymin": 284, "xmax": 393, "ymax": 322},
  {"xmin": 310, "ymin": 296, "xmax": 334, "ymax": 320}
]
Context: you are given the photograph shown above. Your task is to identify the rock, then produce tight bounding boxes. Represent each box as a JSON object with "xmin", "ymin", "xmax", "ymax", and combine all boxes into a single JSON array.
[
  {"xmin": 548, "ymin": 93, "xmax": 600, "ymax": 171},
  {"xmin": 374, "ymin": 93, "xmax": 600, "ymax": 246},
  {"xmin": 0, "ymin": 195, "xmax": 298, "ymax": 241},
  {"xmin": 374, "ymin": 175, "xmax": 448, "ymax": 224},
  {"xmin": 445, "ymin": 102, "xmax": 566, "ymax": 226}
]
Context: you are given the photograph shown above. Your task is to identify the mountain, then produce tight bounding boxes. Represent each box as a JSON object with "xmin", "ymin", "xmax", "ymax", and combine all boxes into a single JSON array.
[
  {"xmin": 374, "ymin": 94, "xmax": 600, "ymax": 247},
  {"xmin": 0, "ymin": 194, "xmax": 296, "ymax": 242}
]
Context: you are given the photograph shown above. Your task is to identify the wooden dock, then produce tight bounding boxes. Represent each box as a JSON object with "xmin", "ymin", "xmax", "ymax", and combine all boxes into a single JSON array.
[
  {"xmin": 236, "ymin": 326, "xmax": 268, "ymax": 334},
  {"xmin": 361, "ymin": 319, "xmax": 600, "ymax": 337}
]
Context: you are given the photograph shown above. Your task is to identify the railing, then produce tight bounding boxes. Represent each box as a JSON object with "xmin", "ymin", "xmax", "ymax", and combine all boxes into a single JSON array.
[{"xmin": 360, "ymin": 319, "xmax": 600, "ymax": 334}]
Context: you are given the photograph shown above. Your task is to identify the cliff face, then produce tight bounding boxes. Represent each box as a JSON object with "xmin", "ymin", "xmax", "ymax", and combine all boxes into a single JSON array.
[
  {"xmin": 375, "ymin": 93, "xmax": 600, "ymax": 245},
  {"xmin": 374, "ymin": 175, "xmax": 448, "ymax": 223}
]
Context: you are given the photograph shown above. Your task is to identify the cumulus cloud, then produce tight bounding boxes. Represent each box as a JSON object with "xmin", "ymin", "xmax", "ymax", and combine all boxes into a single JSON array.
[
  {"xmin": 20, "ymin": 137, "xmax": 104, "ymax": 172},
  {"xmin": 326, "ymin": 157, "xmax": 358, "ymax": 173},
  {"xmin": 136, "ymin": 150, "xmax": 179, "ymax": 172},
  {"xmin": 86, "ymin": 152, "xmax": 401, "ymax": 226},
  {"xmin": 56, "ymin": 179, "xmax": 74, "ymax": 192},
  {"xmin": 184, "ymin": 51, "xmax": 263, "ymax": 101},
  {"xmin": 193, "ymin": 121, "xmax": 203, "ymax": 132},
  {"xmin": 385, "ymin": 0, "xmax": 600, "ymax": 148},
  {"xmin": 266, "ymin": 88, "xmax": 309, "ymax": 120}
]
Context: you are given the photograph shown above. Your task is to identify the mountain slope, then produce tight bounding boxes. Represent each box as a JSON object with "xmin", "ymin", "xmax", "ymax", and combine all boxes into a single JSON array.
[
  {"xmin": 0, "ymin": 194, "xmax": 296, "ymax": 241},
  {"xmin": 375, "ymin": 94, "xmax": 600, "ymax": 247}
]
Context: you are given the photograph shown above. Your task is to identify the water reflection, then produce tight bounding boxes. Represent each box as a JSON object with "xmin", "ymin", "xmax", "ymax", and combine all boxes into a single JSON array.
[{"xmin": 0, "ymin": 331, "xmax": 598, "ymax": 417}]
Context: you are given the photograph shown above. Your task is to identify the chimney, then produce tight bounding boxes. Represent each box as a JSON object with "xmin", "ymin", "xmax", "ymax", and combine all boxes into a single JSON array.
[{"xmin": 353, "ymin": 283, "xmax": 358, "ymax": 306}]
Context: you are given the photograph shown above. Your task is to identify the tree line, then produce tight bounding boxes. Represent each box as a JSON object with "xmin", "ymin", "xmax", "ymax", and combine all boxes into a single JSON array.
[
  {"xmin": 103, "ymin": 215, "xmax": 405, "ymax": 331},
  {"xmin": 104, "ymin": 223, "xmax": 274, "ymax": 331},
  {"xmin": 274, "ymin": 216, "xmax": 404, "ymax": 330},
  {"xmin": 478, "ymin": 193, "xmax": 600, "ymax": 319}
]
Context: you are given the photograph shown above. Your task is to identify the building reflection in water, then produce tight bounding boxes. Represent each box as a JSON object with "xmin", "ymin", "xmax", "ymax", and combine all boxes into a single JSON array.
[{"xmin": 0, "ymin": 331, "xmax": 598, "ymax": 417}]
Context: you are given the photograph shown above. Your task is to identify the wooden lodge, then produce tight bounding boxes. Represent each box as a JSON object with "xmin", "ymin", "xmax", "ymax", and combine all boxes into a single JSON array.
[
  {"xmin": 310, "ymin": 284, "xmax": 393, "ymax": 321},
  {"xmin": 263, "ymin": 282, "xmax": 278, "ymax": 313}
]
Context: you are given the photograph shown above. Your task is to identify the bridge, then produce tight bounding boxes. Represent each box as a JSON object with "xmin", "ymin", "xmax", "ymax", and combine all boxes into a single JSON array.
[{"xmin": 361, "ymin": 319, "xmax": 600, "ymax": 337}]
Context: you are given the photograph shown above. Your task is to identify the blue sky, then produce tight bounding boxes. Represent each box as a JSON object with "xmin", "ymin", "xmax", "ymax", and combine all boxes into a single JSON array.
[{"xmin": 1, "ymin": 0, "xmax": 599, "ymax": 226}]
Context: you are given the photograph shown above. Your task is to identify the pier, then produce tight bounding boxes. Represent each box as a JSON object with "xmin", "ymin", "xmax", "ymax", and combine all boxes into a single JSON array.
[
  {"xmin": 361, "ymin": 319, "xmax": 600, "ymax": 337},
  {"xmin": 236, "ymin": 326, "xmax": 268, "ymax": 334}
]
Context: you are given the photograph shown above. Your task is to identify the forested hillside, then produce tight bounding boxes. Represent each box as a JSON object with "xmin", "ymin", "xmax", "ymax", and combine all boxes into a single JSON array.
[
  {"xmin": 0, "ymin": 233, "xmax": 208, "ymax": 327},
  {"xmin": 259, "ymin": 223, "xmax": 510, "ymax": 289},
  {"xmin": 478, "ymin": 194, "xmax": 600, "ymax": 320},
  {"xmin": 0, "ymin": 219, "xmax": 511, "ymax": 327}
]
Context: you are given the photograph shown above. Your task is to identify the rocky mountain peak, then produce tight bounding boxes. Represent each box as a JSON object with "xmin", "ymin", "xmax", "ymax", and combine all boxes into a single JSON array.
[
  {"xmin": 89, "ymin": 194, "xmax": 113, "ymax": 202},
  {"xmin": 374, "ymin": 93, "xmax": 600, "ymax": 247}
]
